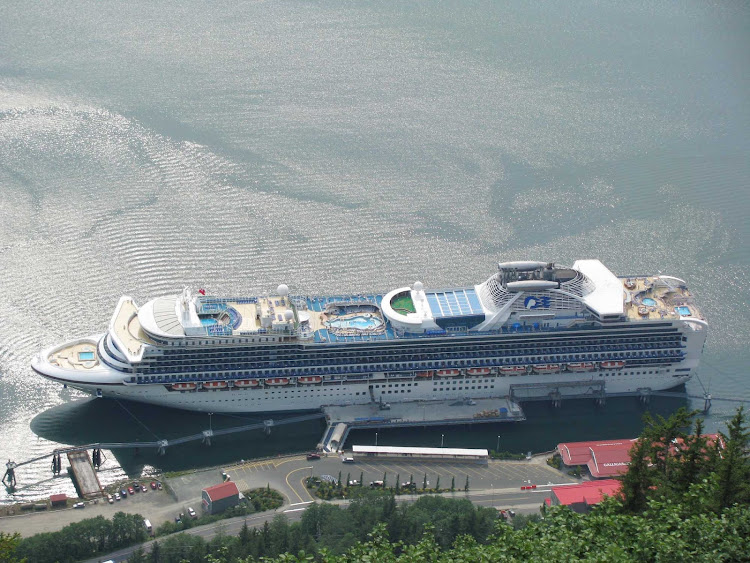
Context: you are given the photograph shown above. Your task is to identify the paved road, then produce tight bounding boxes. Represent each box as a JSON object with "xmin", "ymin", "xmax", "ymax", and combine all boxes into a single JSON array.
[{"xmin": 84, "ymin": 485, "xmax": 556, "ymax": 563}]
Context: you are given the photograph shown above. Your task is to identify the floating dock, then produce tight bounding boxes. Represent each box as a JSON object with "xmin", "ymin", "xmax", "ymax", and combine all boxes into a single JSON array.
[
  {"xmin": 66, "ymin": 450, "xmax": 103, "ymax": 499},
  {"xmin": 319, "ymin": 397, "xmax": 524, "ymax": 452}
]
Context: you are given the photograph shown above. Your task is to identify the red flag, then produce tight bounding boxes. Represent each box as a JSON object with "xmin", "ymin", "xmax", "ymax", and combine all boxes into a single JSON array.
[{"xmin": 198, "ymin": 289, "xmax": 206, "ymax": 295}]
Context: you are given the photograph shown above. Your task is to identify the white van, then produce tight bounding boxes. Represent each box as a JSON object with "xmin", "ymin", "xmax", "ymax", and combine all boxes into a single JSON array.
[{"xmin": 144, "ymin": 518, "xmax": 153, "ymax": 535}]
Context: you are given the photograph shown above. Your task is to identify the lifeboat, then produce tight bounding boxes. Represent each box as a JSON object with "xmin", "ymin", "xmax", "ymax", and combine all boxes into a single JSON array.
[
  {"xmin": 416, "ymin": 370, "xmax": 435, "ymax": 378},
  {"xmin": 233, "ymin": 379, "xmax": 259, "ymax": 388},
  {"xmin": 566, "ymin": 362, "xmax": 596, "ymax": 372},
  {"xmin": 171, "ymin": 382, "xmax": 197, "ymax": 391},
  {"xmin": 202, "ymin": 381, "xmax": 228, "ymax": 390},
  {"xmin": 298, "ymin": 376, "xmax": 322, "ymax": 384},
  {"xmin": 533, "ymin": 364, "xmax": 560, "ymax": 374},
  {"xmin": 467, "ymin": 367, "xmax": 492, "ymax": 376},
  {"xmin": 600, "ymin": 360, "xmax": 626, "ymax": 370},
  {"xmin": 265, "ymin": 378, "xmax": 290, "ymax": 386},
  {"xmin": 499, "ymin": 365, "xmax": 527, "ymax": 375},
  {"xmin": 435, "ymin": 369, "xmax": 460, "ymax": 377}
]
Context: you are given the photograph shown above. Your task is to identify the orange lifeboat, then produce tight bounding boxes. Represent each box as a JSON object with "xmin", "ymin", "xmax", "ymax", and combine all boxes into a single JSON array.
[
  {"xmin": 467, "ymin": 367, "xmax": 492, "ymax": 376},
  {"xmin": 233, "ymin": 379, "xmax": 259, "ymax": 388},
  {"xmin": 435, "ymin": 369, "xmax": 460, "ymax": 377},
  {"xmin": 533, "ymin": 364, "xmax": 560, "ymax": 374},
  {"xmin": 171, "ymin": 382, "xmax": 197, "ymax": 391},
  {"xmin": 499, "ymin": 365, "xmax": 527, "ymax": 375},
  {"xmin": 566, "ymin": 362, "xmax": 596, "ymax": 372},
  {"xmin": 600, "ymin": 360, "xmax": 626, "ymax": 370},
  {"xmin": 298, "ymin": 376, "xmax": 322, "ymax": 384},
  {"xmin": 202, "ymin": 381, "xmax": 228, "ymax": 390},
  {"xmin": 416, "ymin": 370, "xmax": 435, "ymax": 378},
  {"xmin": 265, "ymin": 378, "xmax": 290, "ymax": 386}
]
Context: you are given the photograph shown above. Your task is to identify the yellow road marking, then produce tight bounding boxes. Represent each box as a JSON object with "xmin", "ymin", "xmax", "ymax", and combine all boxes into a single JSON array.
[{"xmin": 285, "ymin": 466, "xmax": 313, "ymax": 504}]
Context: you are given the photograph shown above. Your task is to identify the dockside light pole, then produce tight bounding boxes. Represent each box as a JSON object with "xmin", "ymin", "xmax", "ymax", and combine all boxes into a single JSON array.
[{"xmin": 497, "ymin": 435, "xmax": 500, "ymax": 453}]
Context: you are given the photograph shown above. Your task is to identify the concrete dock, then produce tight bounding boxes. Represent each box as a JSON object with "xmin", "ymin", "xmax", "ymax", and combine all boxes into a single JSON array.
[
  {"xmin": 66, "ymin": 450, "xmax": 103, "ymax": 499},
  {"xmin": 319, "ymin": 397, "xmax": 524, "ymax": 452}
]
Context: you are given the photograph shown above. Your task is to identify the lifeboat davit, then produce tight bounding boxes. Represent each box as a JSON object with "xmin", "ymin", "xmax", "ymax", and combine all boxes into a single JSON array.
[
  {"xmin": 416, "ymin": 370, "xmax": 435, "ymax": 378},
  {"xmin": 499, "ymin": 365, "xmax": 527, "ymax": 375},
  {"xmin": 566, "ymin": 362, "xmax": 596, "ymax": 372},
  {"xmin": 265, "ymin": 378, "xmax": 290, "ymax": 386},
  {"xmin": 233, "ymin": 379, "xmax": 259, "ymax": 388},
  {"xmin": 467, "ymin": 367, "xmax": 492, "ymax": 376},
  {"xmin": 533, "ymin": 364, "xmax": 560, "ymax": 374},
  {"xmin": 436, "ymin": 369, "xmax": 461, "ymax": 377},
  {"xmin": 600, "ymin": 360, "xmax": 626, "ymax": 370},
  {"xmin": 298, "ymin": 376, "xmax": 322, "ymax": 384},
  {"xmin": 171, "ymin": 382, "xmax": 197, "ymax": 391},
  {"xmin": 202, "ymin": 381, "xmax": 228, "ymax": 390}
]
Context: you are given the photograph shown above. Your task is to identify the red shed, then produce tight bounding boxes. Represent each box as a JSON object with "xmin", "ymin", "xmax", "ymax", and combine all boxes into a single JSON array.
[{"xmin": 202, "ymin": 481, "xmax": 240, "ymax": 515}]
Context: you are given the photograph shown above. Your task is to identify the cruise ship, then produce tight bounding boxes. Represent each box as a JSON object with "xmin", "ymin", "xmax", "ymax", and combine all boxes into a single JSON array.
[{"xmin": 32, "ymin": 260, "xmax": 707, "ymax": 413}]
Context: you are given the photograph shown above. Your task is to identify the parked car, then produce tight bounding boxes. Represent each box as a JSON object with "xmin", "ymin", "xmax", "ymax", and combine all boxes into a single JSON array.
[
  {"xmin": 141, "ymin": 485, "xmax": 147, "ymax": 492},
  {"xmin": 114, "ymin": 493, "xmax": 121, "ymax": 501},
  {"xmin": 369, "ymin": 480, "xmax": 384, "ymax": 488},
  {"xmin": 348, "ymin": 480, "xmax": 360, "ymax": 486},
  {"xmin": 150, "ymin": 481, "xmax": 157, "ymax": 490},
  {"xmin": 342, "ymin": 457, "xmax": 355, "ymax": 464},
  {"xmin": 127, "ymin": 487, "xmax": 135, "ymax": 495},
  {"xmin": 157, "ymin": 482, "xmax": 163, "ymax": 490},
  {"xmin": 107, "ymin": 494, "xmax": 114, "ymax": 504},
  {"xmin": 120, "ymin": 489, "xmax": 127, "ymax": 498},
  {"xmin": 73, "ymin": 502, "xmax": 85, "ymax": 509},
  {"xmin": 306, "ymin": 452, "xmax": 321, "ymax": 460},
  {"xmin": 187, "ymin": 507, "xmax": 196, "ymax": 519},
  {"xmin": 175, "ymin": 515, "xmax": 182, "ymax": 524}
]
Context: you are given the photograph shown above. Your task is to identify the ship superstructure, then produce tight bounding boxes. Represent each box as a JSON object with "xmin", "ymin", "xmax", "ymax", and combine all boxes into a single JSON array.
[{"xmin": 32, "ymin": 260, "xmax": 707, "ymax": 413}]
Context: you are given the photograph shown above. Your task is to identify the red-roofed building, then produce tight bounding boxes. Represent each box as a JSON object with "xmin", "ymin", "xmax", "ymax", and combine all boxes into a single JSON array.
[
  {"xmin": 548, "ymin": 480, "xmax": 622, "ymax": 513},
  {"xmin": 557, "ymin": 439, "xmax": 636, "ymax": 478},
  {"xmin": 50, "ymin": 493, "xmax": 68, "ymax": 507},
  {"xmin": 558, "ymin": 434, "xmax": 723, "ymax": 479},
  {"xmin": 202, "ymin": 481, "xmax": 240, "ymax": 515}
]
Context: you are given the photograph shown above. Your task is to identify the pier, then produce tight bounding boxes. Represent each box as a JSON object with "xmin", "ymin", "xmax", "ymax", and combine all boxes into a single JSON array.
[
  {"xmin": 318, "ymin": 397, "xmax": 525, "ymax": 452},
  {"xmin": 66, "ymin": 450, "xmax": 103, "ymax": 499}
]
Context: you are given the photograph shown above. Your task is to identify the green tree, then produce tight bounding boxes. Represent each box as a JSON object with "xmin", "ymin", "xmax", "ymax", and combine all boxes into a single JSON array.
[
  {"xmin": 715, "ymin": 406, "xmax": 750, "ymax": 510},
  {"xmin": 0, "ymin": 532, "xmax": 21, "ymax": 563}
]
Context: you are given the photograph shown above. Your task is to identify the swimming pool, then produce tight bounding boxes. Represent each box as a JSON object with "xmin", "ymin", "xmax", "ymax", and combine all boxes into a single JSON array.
[
  {"xmin": 642, "ymin": 298, "xmax": 657, "ymax": 306},
  {"xmin": 675, "ymin": 306, "xmax": 691, "ymax": 316},
  {"xmin": 78, "ymin": 351, "xmax": 95, "ymax": 361},
  {"xmin": 327, "ymin": 315, "xmax": 384, "ymax": 330},
  {"xmin": 201, "ymin": 318, "xmax": 218, "ymax": 326}
]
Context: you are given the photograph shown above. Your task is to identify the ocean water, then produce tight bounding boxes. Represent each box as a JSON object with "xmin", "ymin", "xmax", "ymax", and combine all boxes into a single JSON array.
[{"xmin": 0, "ymin": 1, "xmax": 748, "ymax": 502}]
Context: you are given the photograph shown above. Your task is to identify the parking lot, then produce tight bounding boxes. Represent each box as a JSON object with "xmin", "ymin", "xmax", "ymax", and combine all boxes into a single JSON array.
[{"xmin": 211, "ymin": 452, "xmax": 573, "ymax": 505}]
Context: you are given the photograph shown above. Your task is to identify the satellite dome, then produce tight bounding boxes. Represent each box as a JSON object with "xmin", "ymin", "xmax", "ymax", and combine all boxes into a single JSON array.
[
  {"xmin": 284, "ymin": 310, "xmax": 294, "ymax": 321},
  {"xmin": 277, "ymin": 284, "xmax": 289, "ymax": 296},
  {"xmin": 413, "ymin": 281, "xmax": 424, "ymax": 292}
]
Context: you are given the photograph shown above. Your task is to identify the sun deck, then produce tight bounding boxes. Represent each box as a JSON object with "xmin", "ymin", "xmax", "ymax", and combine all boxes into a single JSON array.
[
  {"xmin": 622, "ymin": 276, "xmax": 704, "ymax": 322},
  {"xmin": 48, "ymin": 340, "xmax": 100, "ymax": 371}
]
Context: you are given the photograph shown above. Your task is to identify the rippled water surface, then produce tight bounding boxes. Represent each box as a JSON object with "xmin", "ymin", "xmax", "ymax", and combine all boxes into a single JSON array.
[{"xmin": 1, "ymin": 1, "xmax": 748, "ymax": 502}]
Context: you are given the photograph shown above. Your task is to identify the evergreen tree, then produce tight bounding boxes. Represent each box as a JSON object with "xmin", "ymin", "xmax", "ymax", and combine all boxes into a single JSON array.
[
  {"xmin": 715, "ymin": 406, "xmax": 750, "ymax": 510},
  {"xmin": 464, "ymin": 475, "xmax": 469, "ymax": 492}
]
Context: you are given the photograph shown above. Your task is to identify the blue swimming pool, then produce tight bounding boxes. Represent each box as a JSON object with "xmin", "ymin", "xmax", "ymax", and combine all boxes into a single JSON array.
[
  {"xmin": 327, "ymin": 315, "xmax": 383, "ymax": 330},
  {"xmin": 201, "ymin": 318, "xmax": 218, "ymax": 326},
  {"xmin": 642, "ymin": 298, "xmax": 657, "ymax": 306},
  {"xmin": 675, "ymin": 306, "xmax": 691, "ymax": 316},
  {"xmin": 78, "ymin": 351, "xmax": 95, "ymax": 361}
]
